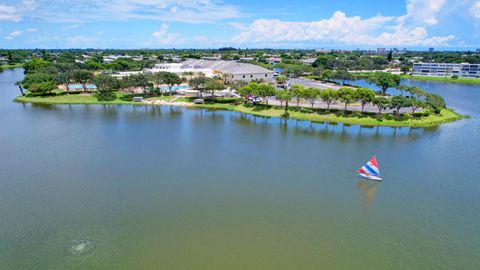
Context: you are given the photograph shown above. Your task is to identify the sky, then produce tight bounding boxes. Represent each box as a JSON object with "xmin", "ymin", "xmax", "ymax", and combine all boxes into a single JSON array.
[{"xmin": 0, "ymin": 0, "xmax": 479, "ymax": 50}]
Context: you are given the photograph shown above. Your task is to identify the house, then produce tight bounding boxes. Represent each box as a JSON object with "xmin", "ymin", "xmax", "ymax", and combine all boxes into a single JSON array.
[
  {"xmin": 181, "ymin": 59, "xmax": 275, "ymax": 83},
  {"xmin": 144, "ymin": 63, "xmax": 214, "ymax": 77},
  {"xmin": 302, "ymin": 58, "xmax": 317, "ymax": 65},
  {"xmin": 266, "ymin": 57, "xmax": 281, "ymax": 64}
]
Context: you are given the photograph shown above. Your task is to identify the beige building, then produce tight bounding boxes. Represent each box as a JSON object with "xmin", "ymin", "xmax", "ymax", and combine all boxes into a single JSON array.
[{"xmin": 181, "ymin": 59, "xmax": 275, "ymax": 83}]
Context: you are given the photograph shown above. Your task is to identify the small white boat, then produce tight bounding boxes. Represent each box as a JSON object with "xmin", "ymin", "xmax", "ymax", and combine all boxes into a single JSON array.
[{"xmin": 358, "ymin": 156, "xmax": 383, "ymax": 181}]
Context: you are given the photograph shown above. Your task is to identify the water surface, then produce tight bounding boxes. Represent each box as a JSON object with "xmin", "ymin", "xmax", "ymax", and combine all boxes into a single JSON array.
[{"xmin": 1, "ymin": 69, "xmax": 479, "ymax": 269}]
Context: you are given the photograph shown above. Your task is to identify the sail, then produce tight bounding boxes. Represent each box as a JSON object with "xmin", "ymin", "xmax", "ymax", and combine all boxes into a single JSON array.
[{"xmin": 358, "ymin": 156, "xmax": 381, "ymax": 177}]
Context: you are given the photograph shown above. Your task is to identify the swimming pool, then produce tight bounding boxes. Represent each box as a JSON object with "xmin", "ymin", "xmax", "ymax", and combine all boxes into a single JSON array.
[
  {"xmin": 159, "ymin": 85, "xmax": 189, "ymax": 91},
  {"xmin": 67, "ymin": 84, "xmax": 97, "ymax": 90}
]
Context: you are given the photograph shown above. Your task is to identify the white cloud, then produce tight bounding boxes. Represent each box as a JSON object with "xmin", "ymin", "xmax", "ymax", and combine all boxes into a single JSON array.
[
  {"xmin": 147, "ymin": 23, "xmax": 185, "ymax": 46},
  {"xmin": 473, "ymin": 1, "xmax": 480, "ymax": 18},
  {"xmin": 228, "ymin": 22, "xmax": 247, "ymax": 30},
  {"xmin": 4, "ymin": 0, "xmax": 242, "ymax": 24},
  {"xmin": 5, "ymin": 30, "xmax": 22, "ymax": 40},
  {"xmin": 27, "ymin": 28, "xmax": 38, "ymax": 32},
  {"xmin": 0, "ymin": 4, "xmax": 21, "ymax": 21},
  {"xmin": 67, "ymin": 35, "xmax": 96, "ymax": 47},
  {"xmin": 232, "ymin": 1, "xmax": 459, "ymax": 47},
  {"xmin": 399, "ymin": 0, "xmax": 447, "ymax": 26}
]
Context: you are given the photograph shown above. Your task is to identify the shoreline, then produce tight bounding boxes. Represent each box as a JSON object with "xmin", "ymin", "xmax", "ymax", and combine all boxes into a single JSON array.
[{"xmin": 14, "ymin": 94, "xmax": 465, "ymax": 128}]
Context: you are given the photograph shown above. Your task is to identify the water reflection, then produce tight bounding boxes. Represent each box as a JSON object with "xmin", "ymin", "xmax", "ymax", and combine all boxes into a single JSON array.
[
  {"xmin": 356, "ymin": 180, "xmax": 380, "ymax": 209},
  {"xmin": 20, "ymin": 103, "xmax": 440, "ymax": 143}
]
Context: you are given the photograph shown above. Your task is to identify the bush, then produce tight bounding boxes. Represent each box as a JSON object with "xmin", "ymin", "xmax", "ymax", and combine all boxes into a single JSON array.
[
  {"xmin": 299, "ymin": 108, "xmax": 313, "ymax": 114},
  {"xmin": 451, "ymin": 75, "xmax": 459, "ymax": 79},
  {"xmin": 213, "ymin": 97, "xmax": 242, "ymax": 104},
  {"xmin": 96, "ymin": 91, "xmax": 117, "ymax": 101},
  {"xmin": 119, "ymin": 93, "xmax": 134, "ymax": 101}
]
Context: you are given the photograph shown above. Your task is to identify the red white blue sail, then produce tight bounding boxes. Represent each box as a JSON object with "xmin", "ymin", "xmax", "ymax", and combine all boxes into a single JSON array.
[{"xmin": 358, "ymin": 156, "xmax": 381, "ymax": 178}]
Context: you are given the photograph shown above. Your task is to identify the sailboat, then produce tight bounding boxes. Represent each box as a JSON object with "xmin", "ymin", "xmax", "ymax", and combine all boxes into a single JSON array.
[{"xmin": 357, "ymin": 156, "xmax": 383, "ymax": 181}]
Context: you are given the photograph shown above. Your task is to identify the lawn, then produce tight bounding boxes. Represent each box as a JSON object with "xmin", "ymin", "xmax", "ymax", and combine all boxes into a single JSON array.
[
  {"xmin": 0, "ymin": 63, "xmax": 23, "ymax": 69},
  {"xmin": 15, "ymin": 91, "xmax": 139, "ymax": 105},
  {"xmin": 400, "ymin": 75, "xmax": 480, "ymax": 85},
  {"xmin": 206, "ymin": 104, "xmax": 463, "ymax": 128},
  {"xmin": 15, "ymin": 92, "xmax": 464, "ymax": 128}
]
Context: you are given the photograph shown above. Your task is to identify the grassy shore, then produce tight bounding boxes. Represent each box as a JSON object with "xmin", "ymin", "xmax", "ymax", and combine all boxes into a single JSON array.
[
  {"xmin": 400, "ymin": 75, "xmax": 480, "ymax": 85},
  {"xmin": 0, "ymin": 63, "xmax": 23, "ymax": 69},
  {"xmin": 15, "ymin": 92, "xmax": 139, "ymax": 105},
  {"xmin": 355, "ymin": 72, "xmax": 480, "ymax": 85},
  {"xmin": 201, "ymin": 104, "xmax": 463, "ymax": 128},
  {"xmin": 15, "ymin": 92, "xmax": 464, "ymax": 128}
]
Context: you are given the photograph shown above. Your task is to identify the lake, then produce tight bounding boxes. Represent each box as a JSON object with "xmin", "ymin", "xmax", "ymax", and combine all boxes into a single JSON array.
[{"xmin": 1, "ymin": 68, "xmax": 480, "ymax": 269}]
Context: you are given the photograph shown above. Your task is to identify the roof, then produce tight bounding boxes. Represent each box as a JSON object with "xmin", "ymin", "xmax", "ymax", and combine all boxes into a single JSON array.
[{"xmin": 182, "ymin": 59, "xmax": 274, "ymax": 75}]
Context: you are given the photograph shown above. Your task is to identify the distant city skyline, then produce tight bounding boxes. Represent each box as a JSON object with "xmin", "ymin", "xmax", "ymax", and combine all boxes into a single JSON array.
[{"xmin": 1, "ymin": 0, "xmax": 479, "ymax": 50}]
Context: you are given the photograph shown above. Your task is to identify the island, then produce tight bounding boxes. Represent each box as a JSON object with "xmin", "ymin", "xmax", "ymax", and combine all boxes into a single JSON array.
[{"xmin": 11, "ymin": 50, "xmax": 466, "ymax": 128}]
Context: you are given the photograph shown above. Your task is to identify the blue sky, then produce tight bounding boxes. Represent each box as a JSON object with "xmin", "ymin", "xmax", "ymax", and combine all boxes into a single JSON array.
[{"xmin": 1, "ymin": 0, "xmax": 479, "ymax": 49}]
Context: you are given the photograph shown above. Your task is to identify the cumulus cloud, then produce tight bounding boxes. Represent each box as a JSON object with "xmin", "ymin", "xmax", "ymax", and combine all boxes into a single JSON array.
[
  {"xmin": 0, "ymin": 4, "xmax": 21, "ymax": 21},
  {"xmin": 146, "ymin": 23, "xmax": 185, "ymax": 47},
  {"xmin": 26, "ymin": 28, "xmax": 38, "ymax": 32},
  {"xmin": 5, "ymin": 30, "xmax": 22, "ymax": 40},
  {"xmin": 232, "ymin": 0, "xmax": 460, "ymax": 47},
  {"xmin": 67, "ymin": 35, "xmax": 96, "ymax": 47},
  {"xmin": 399, "ymin": 0, "xmax": 447, "ymax": 26},
  {"xmin": 3, "ymin": 0, "xmax": 241, "ymax": 24},
  {"xmin": 473, "ymin": 1, "xmax": 480, "ymax": 18}
]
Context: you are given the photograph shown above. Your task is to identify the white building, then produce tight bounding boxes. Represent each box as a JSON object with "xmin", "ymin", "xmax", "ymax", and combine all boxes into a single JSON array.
[
  {"xmin": 181, "ymin": 59, "xmax": 274, "ymax": 83},
  {"xmin": 302, "ymin": 58, "xmax": 317, "ymax": 65},
  {"xmin": 145, "ymin": 63, "xmax": 214, "ymax": 77},
  {"xmin": 412, "ymin": 62, "xmax": 480, "ymax": 78}
]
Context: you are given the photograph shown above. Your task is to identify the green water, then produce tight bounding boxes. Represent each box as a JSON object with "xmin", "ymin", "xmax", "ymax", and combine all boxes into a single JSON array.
[{"xmin": 1, "ymin": 68, "xmax": 480, "ymax": 269}]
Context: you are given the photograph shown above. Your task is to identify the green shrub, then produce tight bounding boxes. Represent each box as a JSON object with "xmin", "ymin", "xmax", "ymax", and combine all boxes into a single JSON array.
[
  {"xmin": 299, "ymin": 108, "xmax": 313, "ymax": 113},
  {"xmin": 96, "ymin": 91, "xmax": 116, "ymax": 101},
  {"xmin": 119, "ymin": 93, "xmax": 134, "ymax": 101},
  {"xmin": 213, "ymin": 97, "xmax": 242, "ymax": 104}
]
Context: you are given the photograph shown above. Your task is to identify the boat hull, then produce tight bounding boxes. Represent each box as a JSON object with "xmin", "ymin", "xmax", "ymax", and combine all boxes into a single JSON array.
[{"xmin": 359, "ymin": 173, "xmax": 383, "ymax": 181}]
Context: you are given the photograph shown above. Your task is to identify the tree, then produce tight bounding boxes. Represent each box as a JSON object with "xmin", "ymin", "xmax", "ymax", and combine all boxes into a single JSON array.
[
  {"xmin": 54, "ymin": 72, "xmax": 72, "ymax": 93},
  {"xmin": 401, "ymin": 66, "xmax": 410, "ymax": 75},
  {"xmin": 93, "ymin": 74, "xmax": 119, "ymax": 92},
  {"xmin": 319, "ymin": 89, "xmax": 337, "ymax": 112},
  {"xmin": 15, "ymin": 81, "xmax": 25, "ymax": 96},
  {"xmin": 409, "ymin": 98, "xmax": 425, "ymax": 114},
  {"xmin": 275, "ymin": 89, "xmax": 292, "ymax": 112},
  {"xmin": 387, "ymin": 51, "xmax": 393, "ymax": 62},
  {"xmin": 23, "ymin": 58, "xmax": 51, "ymax": 74},
  {"xmin": 337, "ymin": 87, "xmax": 357, "ymax": 111},
  {"xmin": 406, "ymin": 86, "xmax": 426, "ymax": 98},
  {"xmin": 333, "ymin": 70, "xmax": 354, "ymax": 85},
  {"xmin": 355, "ymin": 88, "xmax": 375, "ymax": 112},
  {"xmin": 322, "ymin": 69, "xmax": 334, "ymax": 81},
  {"xmin": 255, "ymin": 83, "xmax": 276, "ymax": 105},
  {"xmin": 156, "ymin": 72, "xmax": 182, "ymax": 93},
  {"xmin": 275, "ymin": 75, "xmax": 287, "ymax": 85},
  {"xmin": 188, "ymin": 75, "xmax": 208, "ymax": 97},
  {"xmin": 28, "ymin": 81, "xmax": 56, "ymax": 95},
  {"xmin": 397, "ymin": 84, "xmax": 409, "ymax": 96},
  {"xmin": 425, "ymin": 93, "xmax": 446, "ymax": 114},
  {"xmin": 389, "ymin": 96, "xmax": 410, "ymax": 116},
  {"xmin": 204, "ymin": 78, "xmax": 225, "ymax": 98},
  {"xmin": 72, "ymin": 70, "xmax": 94, "ymax": 91},
  {"xmin": 131, "ymin": 74, "xmax": 152, "ymax": 94},
  {"xmin": 290, "ymin": 84, "xmax": 306, "ymax": 108},
  {"xmin": 372, "ymin": 97, "xmax": 390, "ymax": 116},
  {"xmin": 237, "ymin": 82, "xmax": 258, "ymax": 98},
  {"xmin": 304, "ymin": 88, "xmax": 320, "ymax": 109},
  {"xmin": 368, "ymin": 72, "xmax": 401, "ymax": 95}
]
